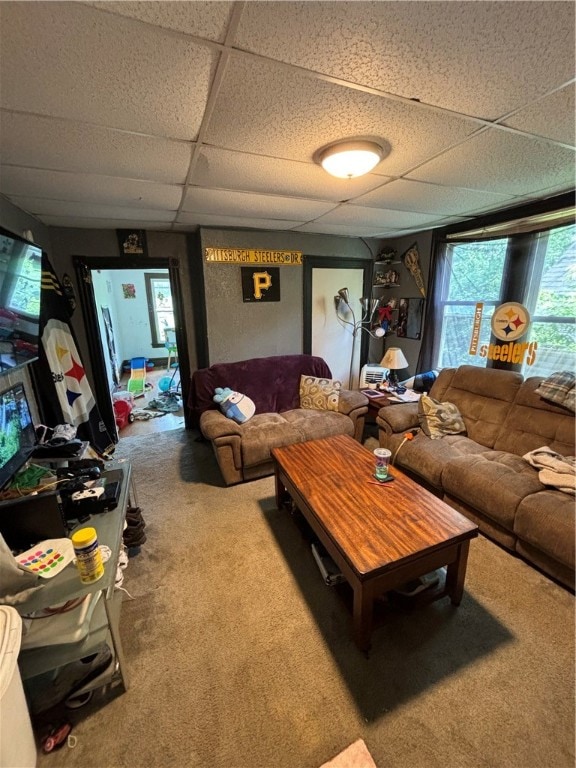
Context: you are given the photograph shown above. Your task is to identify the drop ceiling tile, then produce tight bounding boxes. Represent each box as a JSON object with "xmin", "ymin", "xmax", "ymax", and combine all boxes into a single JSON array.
[
  {"xmin": 354, "ymin": 179, "xmax": 515, "ymax": 215},
  {"xmin": 177, "ymin": 212, "xmax": 302, "ymax": 230},
  {"xmin": 0, "ymin": 113, "xmax": 192, "ymax": 184},
  {"xmin": 193, "ymin": 146, "xmax": 388, "ymax": 202},
  {"xmin": 0, "ymin": 167, "xmax": 183, "ymax": 209},
  {"xmin": 315, "ymin": 204, "xmax": 441, "ymax": 230},
  {"xmin": 293, "ymin": 222, "xmax": 397, "ymax": 237},
  {"xmin": 205, "ymin": 54, "xmax": 481, "ymax": 176},
  {"xmin": 85, "ymin": 1, "xmax": 234, "ymax": 42},
  {"xmin": 6, "ymin": 197, "xmax": 176, "ymax": 222},
  {"xmin": 406, "ymin": 129, "xmax": 576, "ymax": 195},
  {"xmin": 503, "ymin": 85, "xmax": 576, "ymax": 146},
  {"xmin": 37, "ymin": 216, "xmax": 173, "ymax": 230},
  {"xmin": 234, "ymin": 2, "xmax": 575, "ymax": 119},
  {"xmin": 0, "ymin": 3, "xmax": 218, "ymax": 139},
  {"xmin": 183, "ymin": 187, "xmax": 336, "ymax": 220}
]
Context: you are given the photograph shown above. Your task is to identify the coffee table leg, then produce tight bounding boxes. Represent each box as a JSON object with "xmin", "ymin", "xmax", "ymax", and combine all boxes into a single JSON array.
[
  {"xmin": 446, "ymin": 540, "xmax": 471, "ymax": 605},
  {"xmin": 352, "ymin": 583, "xmax": 373, "ymax": 653}
]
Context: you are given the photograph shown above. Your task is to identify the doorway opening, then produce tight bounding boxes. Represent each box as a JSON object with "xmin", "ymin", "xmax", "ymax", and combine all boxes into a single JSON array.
[{"xmin": 74, "ymin": 256, "xmax": 191, "ymax": 442}]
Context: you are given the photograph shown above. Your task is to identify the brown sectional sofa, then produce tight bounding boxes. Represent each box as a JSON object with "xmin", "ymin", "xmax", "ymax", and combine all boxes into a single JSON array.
[
  {"xmin": 376, "ymin": 365, "xmax": 575, "ymax": 590},
  {"xmin": 189, "ymin": 354, "xmax": 368, "ymax": 486}
]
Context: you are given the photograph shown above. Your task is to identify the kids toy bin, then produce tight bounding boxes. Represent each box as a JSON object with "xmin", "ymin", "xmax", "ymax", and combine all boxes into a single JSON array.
[{"xmin": 0, "ymin": 606, "xmax": 36, "ymax": 767}]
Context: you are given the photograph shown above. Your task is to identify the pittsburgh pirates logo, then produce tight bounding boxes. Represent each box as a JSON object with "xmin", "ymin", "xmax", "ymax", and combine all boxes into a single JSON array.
[{"xmin": 252, "ymin": 271, "xmax": 272, "ymax": 299}]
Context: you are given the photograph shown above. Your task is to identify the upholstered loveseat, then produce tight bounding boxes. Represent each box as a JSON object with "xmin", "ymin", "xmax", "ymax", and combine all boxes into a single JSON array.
[
  {"xmin": 376, "ymin": 365, "xmax": 575, "ymax": 590},
  {"xmin": 189, "ymin": 354, "xmax": 368, "ymax": 486}
]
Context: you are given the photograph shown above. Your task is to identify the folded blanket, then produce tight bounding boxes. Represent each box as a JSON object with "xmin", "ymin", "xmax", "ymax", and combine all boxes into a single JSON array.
[{"xmin": 523, "ymin": 446, "xmax": 576, "ymax": 495}]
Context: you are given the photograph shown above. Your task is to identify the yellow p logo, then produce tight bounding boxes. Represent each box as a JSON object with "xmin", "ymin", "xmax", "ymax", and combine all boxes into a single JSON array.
[{"xmin": 252, "ymin": 271, "xmax": 272, "ymax": 299}]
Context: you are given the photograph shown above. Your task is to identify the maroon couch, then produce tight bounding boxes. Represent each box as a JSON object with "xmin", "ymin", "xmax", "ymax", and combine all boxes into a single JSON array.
[{"xmin": 189, "ymin": 354, "xmax": 368, "ymax": 485}]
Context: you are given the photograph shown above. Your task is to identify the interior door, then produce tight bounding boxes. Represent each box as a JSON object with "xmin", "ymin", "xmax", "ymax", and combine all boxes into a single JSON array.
[{"xmin": 304, "ymin": 257, "xmax": 372, "ymax": 389}]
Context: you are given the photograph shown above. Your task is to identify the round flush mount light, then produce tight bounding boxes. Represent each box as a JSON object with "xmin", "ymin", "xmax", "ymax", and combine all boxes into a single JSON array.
[{"xmin": 316, "ymin": 140, "xmax": 385, "ymax": 179}]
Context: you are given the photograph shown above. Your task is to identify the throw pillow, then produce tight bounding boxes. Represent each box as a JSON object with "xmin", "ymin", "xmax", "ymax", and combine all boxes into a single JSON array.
[
  {"xmin": 299, "ymin": 375, "xmax": 341, "ymax": 412},
  {"xmin": 213, "ymin": 387, "xmax": 255, "ymax": 424},
  {"xmin": 418, "ymin": 394, "xmax": 466, "ymax": 439},
  {"xmin": 534, "ymin": 371, "xmax": 575, "ymax": 413}
]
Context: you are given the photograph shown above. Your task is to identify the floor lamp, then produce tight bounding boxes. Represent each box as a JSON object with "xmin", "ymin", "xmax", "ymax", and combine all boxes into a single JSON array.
[{"xmin": 334, "ymin": 288, "xmax": 384, "ymax": 388}]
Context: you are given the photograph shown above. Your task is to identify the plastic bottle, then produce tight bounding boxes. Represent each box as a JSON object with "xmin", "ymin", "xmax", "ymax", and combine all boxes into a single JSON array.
[{"xmin": 71, "ymin": 527, "xmax": 104, "ymax": 584}]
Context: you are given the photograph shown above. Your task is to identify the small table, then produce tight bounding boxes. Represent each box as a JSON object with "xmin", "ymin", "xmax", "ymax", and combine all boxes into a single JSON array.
[{"xmin": 272, "ymin": 434, "xmax": 478, "ymax": 653}]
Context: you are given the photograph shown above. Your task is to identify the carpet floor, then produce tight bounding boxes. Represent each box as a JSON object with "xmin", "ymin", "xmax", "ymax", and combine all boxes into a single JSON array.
[{"xmin": 36, "ymin": 428, "xmax": 575, "ymax": 768}]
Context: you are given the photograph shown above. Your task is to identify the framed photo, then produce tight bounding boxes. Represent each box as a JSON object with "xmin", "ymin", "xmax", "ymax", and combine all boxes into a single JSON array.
[
  {"xmin": 396, "ymin": 297, "xmax": 425, "ymax": 339},
  {"xmin": 117, "ymin": 229, "xmax": 148, "ymax": 257}
]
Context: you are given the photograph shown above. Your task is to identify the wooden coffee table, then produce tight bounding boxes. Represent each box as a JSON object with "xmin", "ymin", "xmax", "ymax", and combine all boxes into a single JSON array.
[{"xmin": 272, "ymin": 434, "xmax": 478, "ymax": 652}]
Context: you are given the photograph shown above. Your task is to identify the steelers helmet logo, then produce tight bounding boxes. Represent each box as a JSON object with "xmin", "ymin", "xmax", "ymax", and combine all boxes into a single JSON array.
[{"xmin": 491, "ymin": 302, "xmax": 531, "ymax": 342}]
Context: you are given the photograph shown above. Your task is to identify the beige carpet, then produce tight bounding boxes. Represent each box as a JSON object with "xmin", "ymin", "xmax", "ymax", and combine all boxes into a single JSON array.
[{"xmin": 36, "ymin": 428, "xmax": 575, "ymax": 768}]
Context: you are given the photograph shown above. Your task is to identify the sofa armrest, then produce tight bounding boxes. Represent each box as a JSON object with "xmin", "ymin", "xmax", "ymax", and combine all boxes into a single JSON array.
[
  {"xmin": 200, "ymin": 410, "xmax": 243, "ymax": 440},
  {"xmin": 338, "ymin": 389, "xmax": 369, "ymax": 416},
  {"xmin": 376, "ymin": 403, "xmax": 419, "ymax": 436}
]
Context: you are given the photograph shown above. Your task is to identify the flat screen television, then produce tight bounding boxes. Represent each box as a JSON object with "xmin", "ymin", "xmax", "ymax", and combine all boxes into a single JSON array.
[
  {"xmin": 0, "ymin": 382, "xmax": 37, "ymax": 491},
  {"xmin": 0, "ymin": 227, "xmax": 43, "ymax": 372}
]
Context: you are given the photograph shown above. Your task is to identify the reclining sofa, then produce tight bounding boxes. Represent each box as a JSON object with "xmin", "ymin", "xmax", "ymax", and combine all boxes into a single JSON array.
[
  {"xmin": 189, "ymin": 354, "xmax": 368, "ymax": 486},
  {"xmin": 376, "ymin": 365, "xmax": 575, "ymax": 589}
]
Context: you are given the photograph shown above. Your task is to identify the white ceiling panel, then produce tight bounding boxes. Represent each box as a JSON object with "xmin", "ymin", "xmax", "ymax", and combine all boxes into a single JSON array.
[
  {"xmin": 194, "ymin": 147, "xmax": 389, "ymax": 201},
  {"xmin": 314, "ymin": 205, "xmax": 442, "ymax": 230},
  {"xmin": 0, "ymin": 2, "xmax": 572, "ymax": 236},
  {"xmin": 234, "ymin": 1, "xmax": 575, "ymax": 119},
  {"xmin": 0, "ymin": 2, "xmax": 219, "ymax": 139},
  {"xmin": 7, "ymin": 197, "xmax": 176, "ymax": 222},
  {"xmin": 502, "ymin": 84, "xmax": 576, "ymax": 146},
  {"xmin": 0, "ymin": 167, "xmax": 183, "ymax": 209},
  {"xmin": 205, "ymin": 53, "xmax": 482, "ymax": 174},
  {"xmin": 0, "ymin": 113, "xmax": 192, "ymax": 184},
  {"xmin": 84, "ymin": 1, "xmax": 234, "ymax": 42},
  {"xmin": 38, "ymin": 216, "xmax": 173, "ymax": 230},
  {"xmin": 176, "ymin": 212, "xmax": 303, "ymax": 230},
  {"xmin": 406, "ymin": 129, "xmax": 576, "ymax": 195},
  {"xmin": 353, "ymin": 179, "xmax": 515, "ymax": 216},
  {"xmin": 182, "ymin": 187, "xmax": 336, "ymax": 220}
]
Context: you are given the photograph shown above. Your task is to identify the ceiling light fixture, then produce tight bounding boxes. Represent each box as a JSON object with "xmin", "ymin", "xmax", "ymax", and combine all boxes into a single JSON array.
[{"xmin": 317, "ymin": 140, "xmax": 384, "ymax": 179}]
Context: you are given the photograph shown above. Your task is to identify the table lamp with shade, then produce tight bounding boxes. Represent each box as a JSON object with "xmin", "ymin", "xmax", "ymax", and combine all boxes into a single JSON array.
[{"xmin": 380, "ymin": 347, "xmax": 409, "ymax": 390}]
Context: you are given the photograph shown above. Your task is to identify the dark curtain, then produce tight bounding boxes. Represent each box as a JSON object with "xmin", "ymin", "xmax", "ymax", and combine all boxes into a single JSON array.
[
  {"xmin": 31, "ymin": 254, "xmax": 117, "ymax": 456},
  {"xmin": 415, "ymin": 238, "xmax": 446, "ymax": 374}
]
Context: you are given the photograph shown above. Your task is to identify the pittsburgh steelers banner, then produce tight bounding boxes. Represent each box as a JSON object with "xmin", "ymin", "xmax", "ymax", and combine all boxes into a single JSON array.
[{"xmin": 33, "ymin": 255, "xmax": 116, "ymax": 456}]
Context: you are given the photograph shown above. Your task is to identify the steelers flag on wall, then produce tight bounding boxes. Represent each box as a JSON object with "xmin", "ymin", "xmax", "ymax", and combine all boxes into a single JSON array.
[{"xmin": 33, "ymin": 254, "xmax": 116, "ymax": 456}]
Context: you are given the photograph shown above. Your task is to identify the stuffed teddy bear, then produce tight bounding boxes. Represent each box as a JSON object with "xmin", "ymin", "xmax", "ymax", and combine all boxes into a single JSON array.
[{"xmin": 213, "ymin": 387, "xmax": 256, "ymax": 424}]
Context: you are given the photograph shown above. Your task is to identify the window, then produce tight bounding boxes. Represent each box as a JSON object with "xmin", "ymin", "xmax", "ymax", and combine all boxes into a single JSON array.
[
  {"xmin": 436, "ymin": 238, "xmax": 508, "ymax": 369},
  {"xmin": 145, "ymin": 273, "xmax": 174, "ymax": 347},
  {"xmin": 432, "ymin": 220, "xmax": 575, "ymax": 376},
  {"xmin": 522, "ymin": 225, "xmax": 576, "ymax": 377}
]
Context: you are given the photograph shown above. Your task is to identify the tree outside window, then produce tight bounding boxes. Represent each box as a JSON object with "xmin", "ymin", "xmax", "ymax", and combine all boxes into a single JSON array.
[
  {"xmin": 145, "ymin": 273, "xmax": 174, "ymax": 347},
  {"xmin": 434, "ymin": 223, "xmax": 575, "ymax": 376}
]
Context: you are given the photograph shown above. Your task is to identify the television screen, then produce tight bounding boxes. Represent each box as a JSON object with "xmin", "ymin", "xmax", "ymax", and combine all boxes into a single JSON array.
[
  {"xmin": 0, "ymin": 227, "xmax": 43, "ymax": 372},
  {"xmin": 0, "ymin": 382, "xmax": 37, "ymax": 491}
]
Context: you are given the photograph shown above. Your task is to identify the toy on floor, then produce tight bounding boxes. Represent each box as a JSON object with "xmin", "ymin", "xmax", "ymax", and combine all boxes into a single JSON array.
[{"xmin": 126, "ymin": 357, "xmax": 153, "ymax": 398}]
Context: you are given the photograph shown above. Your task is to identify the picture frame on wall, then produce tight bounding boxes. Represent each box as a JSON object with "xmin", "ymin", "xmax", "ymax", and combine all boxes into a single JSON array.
[
  {"xmin": 117, "ymin": 229, "xmax": 148, "ymax": 257},
  {"xmin": 396, "ymin": 297, "xmax": 425, "ymax": 339}
]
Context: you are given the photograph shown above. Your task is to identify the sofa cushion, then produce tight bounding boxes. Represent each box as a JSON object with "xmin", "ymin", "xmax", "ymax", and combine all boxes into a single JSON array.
[
  {"xmin": 390, "ymin": 431, "xmax": 491, "ymax": 489},
  {"xmin": 299, "ymin": 375, "xmax": 341, "ymax": 412},
  {"xmin": 494, "ymin": 377, "xmax": 576, "ymax": 457},
  {"xmin": 418, "ymin": 394, "xmax": 466, "ymax": 439},
  {"xmin": 240, "ymin": 413, "xmax": 301, "ymax": 467},
  {"xmin": 442, "ymin": 451, "xmax": 544, "ymax": 531},
  {"xmin": 283, "ymin": 408, "xmax": 354, "ymax": 442},
  {"xmin": 430, "ymin": 366, "xmax": 523, "ymax": 448},
  {"xmin": 514, "ymin": 490, "xmax": 575, "ymax": 571}
]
